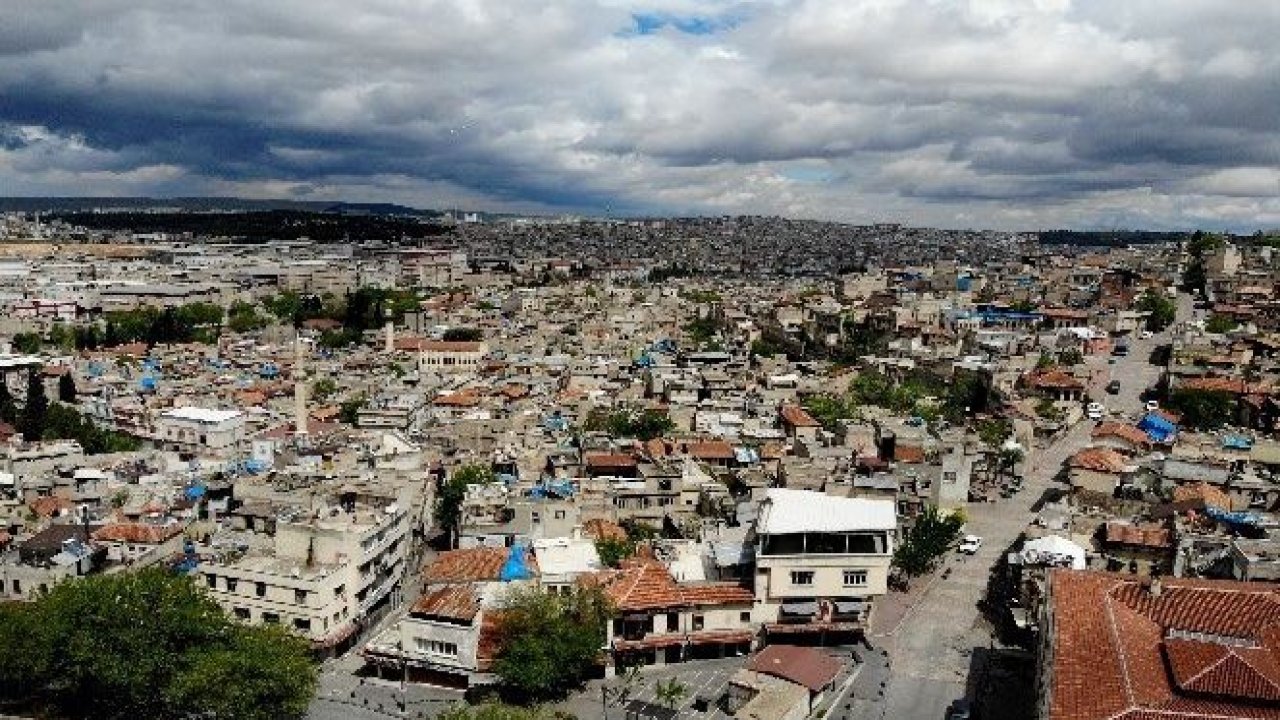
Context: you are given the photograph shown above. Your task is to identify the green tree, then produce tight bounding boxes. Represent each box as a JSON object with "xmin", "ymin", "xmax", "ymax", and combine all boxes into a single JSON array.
[
  {"xmin": 0, "ymin": 380, "xmax": 17, "ymax": 424},
  {"xmin": 1059, "ymin": 348, "xmax": 1084, "ymax": 366},
  {"xmin": 164, "ymin": 624, "xmax": 315, "ymax": 720},
  {"xmin": 594, "ymin": 537, "xmax": 636, "ymax": 568},
  {"xmin": 338, "ymin": 396, "xmax": 365, "ymax": 425},
  {"xmin": 227, "ymin": 301, "xmax": 270, "ymax": 333},
  {"xmin": 1167, "ymin": 388, "xmax": 1234, "ymax": 430},
  {"xmin": 655, "ymin": 678, "xmax": 689, "ymax": 711},
  {"xmin": 443, "ymin": 327, "xmax": 484, "ymax": 342},
  {"xmin": 977, "ymin": 418, "xmax": 1012, "ymax": 449},
  {"xmin": 1135, "ymin": 289, "xmax": 1176, "ymax": 331},
  {"xmin": 12, "ymin": 332, "xmax": 42, "ymax": 354},
  {"xmin": 434, "ymin": 464, "xmax": 496, "ymax": 548},
  {"xmin": 493, "ymin": 585, "xmax": 612, "ymax": 702},
  {"xmin": 802, "ymin": 394, "xmax": 857, "ymax": 432},
  {"xmin": 58, "ymin": 372, "xmax": 77, "ymax": 403},
  {"xmin": 1204, "ymin": 314, "xmax": 1238, "ymax": 334},
  {"xmin": 312, "ymin": 377, "xmax": 338, "ymax": 402},
  {"xmin": 0, "ymin": 569, "xmax": 316, "ymax": 720},
  {"xmin": 892, "ymin": 506, "xmax": 966, "ymax": 577},
  {"xmin": 18, "ymin": 368, "xmax": 48, "ymax": 442}
]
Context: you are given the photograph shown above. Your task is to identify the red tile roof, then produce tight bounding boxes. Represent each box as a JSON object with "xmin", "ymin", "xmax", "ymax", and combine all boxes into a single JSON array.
[
  {"xmin": 1046, "ymin": 570, "xmax": 1280, "ymax": 720},
  {"xmin": 410, "ymin": 584, "xmax": 480, "ymax": 623},
  {"xmin": 596, "ymin": 559, "xmax": 753, "ymax": 612},
  {"xmin": 584, "ymin": 453, "xmax": 637, "ymax": 469},
  {"xmin": 894, "ymin": 444, "xmax": 925, "ymax": 464},
  {"xmin": 91, "ymin": 522, "xmax": 183, "ymax": 544},
  {"xmin": 686, "ymin": 440, "xmax": 735, "ymax": 460},
  {"xmin": 581, "ymin": 518, "xmax": 628, "ymax": 542},
  {"xmin": 746, "ymin": 645, "xmax": 843, "ymax": 692},
  {"xmin": 1028, "ymin": 368, "xmax": 1087, "ymax": 390},
  {"xmin": 1069, "ymin": 447, "xmax": 1131, "ymax": 474},
  {"xmin": 1171, "ymin": 482, "xmax": 1232, "ymax": 511},
  {"xmin": 422, "ymin": 547, "xmax": 537, "ymax": 585},
  {"xmin": 779, "ymin": 404, "xmax": 822, "ymax": 428},
  {"xmin": 1092, "ymin": 422, "xmax": 1151, "ymax": 449},
  {"xmin": 1103, "ymin": 522, "xmax": 1172, "ymax": 549}
]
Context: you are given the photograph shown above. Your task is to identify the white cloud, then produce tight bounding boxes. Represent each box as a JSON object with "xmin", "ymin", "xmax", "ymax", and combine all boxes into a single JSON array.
[{"xmin": 0, "ymin": 0, "xmax": 1277, "ymax": 229}]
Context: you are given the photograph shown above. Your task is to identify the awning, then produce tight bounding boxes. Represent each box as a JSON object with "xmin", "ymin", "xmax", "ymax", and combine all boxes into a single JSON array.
[
  {"xmin": 781, "ymin": 601, "xmax": 818, "ymax": 615},
  {"xmin": 834, "ymin": 601, "xmax": 866, "ymax": 614},
  {"xmin": 686, "ymin": 630, "xmax": 755, "ymax": 646}
]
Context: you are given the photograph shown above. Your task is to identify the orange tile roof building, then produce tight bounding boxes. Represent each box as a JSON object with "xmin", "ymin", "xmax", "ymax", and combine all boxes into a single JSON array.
[{"xmin": 1039, "ymin": 570, "xmax": 1280, "ymax": 720}]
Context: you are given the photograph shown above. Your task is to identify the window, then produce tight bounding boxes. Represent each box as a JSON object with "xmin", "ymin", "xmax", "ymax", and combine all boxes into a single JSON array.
[
  {"xmin": 843, "ymin": 570, "xmax": 868, "ymax": 587},
  {"xmin": 293, "ymin": 618, "xmax": 311, "ymax": 632},
  {"xmin": 233, "ymin": 607, "xmax": 250, "ymax": 620},
  {"xmin": 740, "ymin": 611, "xmax": 752, "ymax": 623},
  {"xmin": 532, "ymin": 512, "xmax": 541, "ymax": 523},
  {"xmin": 790, "ymin": 571, "xmax": 815, "ymax": 586},
  {"xmin": 414, "ymin": 638, "xmax": 458, "ymax": 656},
  {"xmin": 206, "ymin": 574, "xmax": 217, "ymax": 589},
  {"xmin": 225, "ymin": 578, "xmax": 237, "ymax": 592},
  {"xmin": 943, "ymin": 472, "xmax": 957, "ymax": 485},
  {"xmin": 262, "ymin": 612, "xmax": 280, "ymax": 625},
  {"xmin": 554, "ymin": 510, "xmax": 566, "ymax": 520},
  {"xmin": 294, "ymin": 589, "xmax": 308, "ymax": 605},
  {"xmin": 334, "ymin": 584, "xmax": 346, "ymax": 597},
  {"xmin": 255, "ymin": 582, "xmax": 267, "ymax": 598},
  {"xmin": 666, "ymin": 612, "xmax": 679, "ymax": 631},
  {"xmin": 11, "ymin": 580, "xmax": 20, "ymax": 594},
  {"xmin": 692, "ymin": 614, "xmax": 704, "ymax": 631}
]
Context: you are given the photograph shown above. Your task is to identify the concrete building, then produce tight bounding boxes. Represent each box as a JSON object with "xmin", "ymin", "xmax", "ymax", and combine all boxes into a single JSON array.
[
  {"xmin": 155, "ymin": 406, "xmax": 246, "ymax": 454},
  {"xmin": 752, "ymin": 488, "xmax": 896, "ymax": 644},
  {"xmin": 201, "ymin": 495, "xmax": 410, "ymax": 653}
]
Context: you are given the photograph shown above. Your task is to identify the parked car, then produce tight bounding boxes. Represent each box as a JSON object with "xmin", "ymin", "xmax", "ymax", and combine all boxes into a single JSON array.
[
  {"xmin": 1139, "ymin": 330, "xmax": 1153, "ymax": 339},
  {"xmin": 1106, "ymin": 380, "xmax": 1121, "ymax": 394},
  {"xmin": 1087, "ymin": 402, "xmax": 1105, "ymax": 420},
  {"xmin": 958, "ymin": 535, "xmax": 983, "ymax": 554},
  {"xmin": 1146, "ymin": 400, "xmax": 1160, "ymax": 412}
]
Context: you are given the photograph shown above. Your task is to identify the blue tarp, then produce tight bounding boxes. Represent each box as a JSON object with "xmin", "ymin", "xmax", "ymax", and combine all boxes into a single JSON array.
[
  {"xmin": 184, "ymin": 485, "xmax": 206, "ymax": 501},
  {"xmin": 259, "ymin": 362, "xmax": 280, "ymax": 378},
  {"xmin": 1222, "ymin": 434, "xmax": 1253, "ymax": 450},
  {"xmin": 734, "ymin": 447, "xmax": 760, "ymax": 464},
  {"xmin": 499, "ymin": 542, "xmax": 534, "ymax": 582},
  {"xmin": 1138, "ymin": 413, "xmax": 1176, "ymax": 443},
  {"xmin": 139, "ymin": 375, "xmax": 157, "ymax": 391},
  {"xmin": 1205, "ymin": 505, "xmax": 1262, "ymax": 528}
]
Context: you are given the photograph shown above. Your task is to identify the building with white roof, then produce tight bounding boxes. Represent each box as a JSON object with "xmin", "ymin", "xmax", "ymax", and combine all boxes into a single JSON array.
[
  {"xmin": 752, "ymin": 489, "xmax": 896, "ymax": 642},
  {"xmin": 155, "ymin": 406, "xmax": 246, "ymax": 454}
]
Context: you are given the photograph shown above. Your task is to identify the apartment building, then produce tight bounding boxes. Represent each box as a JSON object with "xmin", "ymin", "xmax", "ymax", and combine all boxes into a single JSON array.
[
  {"xmin": 201, "ymin": 496, "xmax": 410, "ymax": 654},
  {"xmin": 154, "ymin": 406, "xmax": 246, "ymax": 454},
  {"xmin": 752, "ymin": 488, "xmax": 896, "ymax": 644}
]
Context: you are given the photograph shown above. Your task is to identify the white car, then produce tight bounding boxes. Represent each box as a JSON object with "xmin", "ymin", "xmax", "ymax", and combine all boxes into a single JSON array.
[
  {"xmin": 1145, "ymin": 400, "xmax": 1160, "ymax": 412},
  {"xmin": 1086, "ymin": 402, "xmax": 1105, "ymax": 420},
  {"xmin": 1139, "ymin": 330, "xmax": 1153, "ymax": 340},
  {"xmin": 958, "ymin": 535, "xmax": 983, "ymax": 554}
]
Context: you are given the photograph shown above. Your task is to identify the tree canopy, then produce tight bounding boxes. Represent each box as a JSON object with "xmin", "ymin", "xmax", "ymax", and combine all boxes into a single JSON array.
[
  {"xmin": 892, "ymin": 506, "xmax": 966, "ymax": 577},
  {"xmin": 1166, "ymin": 388, "xmax": 1235, "ymax": 430},
  {"xmin": 492, "ymin": 585, "xmax": 612, "ymax": 702},
  {"xmin": 0, "ymin": 568, "xmax": 316, "ymax": 720},
  {"xmin": 434, "ymin": 464, "xmax": 496, "ymax": 548},
  {"xmin": 1135, "ymin": 289, "xmax": 1176, "ymax": 331}
]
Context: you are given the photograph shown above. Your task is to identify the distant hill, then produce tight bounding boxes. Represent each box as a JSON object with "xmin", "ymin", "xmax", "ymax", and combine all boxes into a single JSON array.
[{"xmin": 0, "ymin": 196, "xmax": 444, "ymax": 217}]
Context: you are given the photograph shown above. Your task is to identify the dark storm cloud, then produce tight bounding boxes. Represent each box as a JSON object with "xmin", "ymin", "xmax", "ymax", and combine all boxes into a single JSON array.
[{"xmin": 0, "ymin": 0, "xmax": 1277, "ymax": 229}]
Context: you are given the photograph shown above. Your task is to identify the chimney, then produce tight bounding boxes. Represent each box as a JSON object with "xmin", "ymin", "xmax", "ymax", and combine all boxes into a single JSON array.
[{"xmin": 1149, "ymin": 576, "xmax": 1162, "ymax": 599}]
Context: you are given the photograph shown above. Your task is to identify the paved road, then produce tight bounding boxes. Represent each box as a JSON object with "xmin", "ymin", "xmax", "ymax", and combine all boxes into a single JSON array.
[
  {"xmin": 875, "ymin": 416, "xmax": 1093, "ymax": 720},
  {"xmin": 872, "ymin": 308, "xmax": 1187, "ymax": 720}
]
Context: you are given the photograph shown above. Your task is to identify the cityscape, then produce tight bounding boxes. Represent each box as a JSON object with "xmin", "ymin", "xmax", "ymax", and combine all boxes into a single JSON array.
[{"xmin": 1, "ymin": 3, "xmax": 1278, "ymax": 720}]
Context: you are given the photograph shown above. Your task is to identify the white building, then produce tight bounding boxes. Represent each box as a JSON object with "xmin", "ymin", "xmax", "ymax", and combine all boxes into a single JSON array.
[
  {"xmin": 155, "ymin": 407, "xmax": 246, "ymax": 453},
  {"xmin": 752, "ymin": 489, "xmax": 896, "ymax": 642}
]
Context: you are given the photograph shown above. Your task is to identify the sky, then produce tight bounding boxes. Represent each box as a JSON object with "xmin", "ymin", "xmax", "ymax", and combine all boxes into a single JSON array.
[{"xmin": 2, "ymin": 0, "xmax": 1278, "ymax": 230}]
